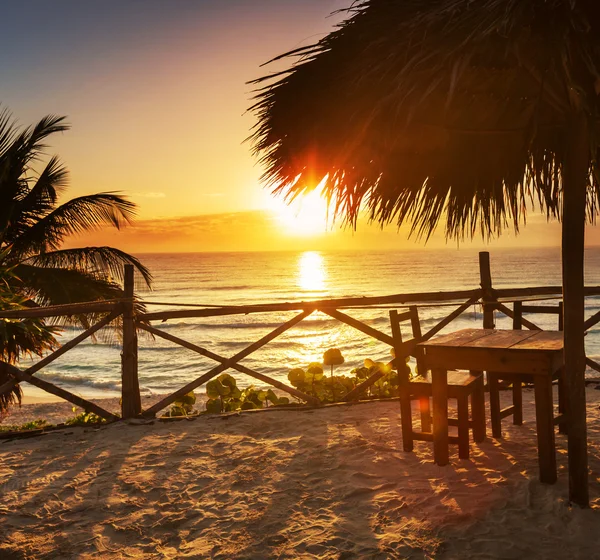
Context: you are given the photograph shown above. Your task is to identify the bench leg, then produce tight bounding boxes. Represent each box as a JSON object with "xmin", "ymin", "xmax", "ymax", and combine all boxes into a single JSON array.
[
  {"xmin": 512, "ymin": 379, "xmax": 523, "ymax": 425},
  {"xmin": 419, "ymin": 396, "xmax": 431, "ymax": 432},
  {"xmin": 488, "ymin": 372, "xmax": 502, "ymax": 439},
  {"xmin": 534, "ymin": 375, "xmax": 557, "ymax": 484},
  {"xmin": 432, "ymin": 368, "xmax": 449, "ymax": 466},
  {"xmin": 457, "ymin": 394, "xmax": 470, "ymax": 459},
  {"xmin": 471, "ymin": 373, "xmax": 486, "ymax": 443}
]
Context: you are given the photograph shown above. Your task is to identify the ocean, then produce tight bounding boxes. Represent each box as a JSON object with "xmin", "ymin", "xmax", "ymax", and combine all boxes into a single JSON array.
[{"xmin": 25, "ymin": 247, "xmax": 600, "ymax": 399}]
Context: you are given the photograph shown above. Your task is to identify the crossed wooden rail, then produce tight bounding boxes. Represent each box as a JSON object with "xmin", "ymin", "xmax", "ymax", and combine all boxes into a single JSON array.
[{"xmin": 3, "ymin": 256, "xmax": 600, "ymax": 421}]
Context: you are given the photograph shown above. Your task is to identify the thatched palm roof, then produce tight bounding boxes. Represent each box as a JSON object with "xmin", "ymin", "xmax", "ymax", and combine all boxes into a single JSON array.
[{"xmin": 250, "ymin": 0, "xmax": 600, "ymax": 240}]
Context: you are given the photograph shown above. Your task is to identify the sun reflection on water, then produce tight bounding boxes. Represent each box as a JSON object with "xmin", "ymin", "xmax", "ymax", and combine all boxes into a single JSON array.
[{"xmin": 298, "ymin": 251, "xmax": 327, "ymax": 293}]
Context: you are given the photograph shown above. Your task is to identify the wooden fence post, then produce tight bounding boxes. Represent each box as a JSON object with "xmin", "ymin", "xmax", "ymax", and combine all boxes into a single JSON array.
[
  {"xmin": 121, "ymin": 264, "xmax": 141, "ymax": 418},
  {"xmin": 479, "ymin": 251, "xmax": 495, "ymax": 329}
]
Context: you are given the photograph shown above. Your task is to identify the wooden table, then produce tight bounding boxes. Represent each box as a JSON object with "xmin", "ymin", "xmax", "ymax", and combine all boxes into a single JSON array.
[{"xmin": 418, "ymin": 329, "xmax": 563, "ymax": 483}]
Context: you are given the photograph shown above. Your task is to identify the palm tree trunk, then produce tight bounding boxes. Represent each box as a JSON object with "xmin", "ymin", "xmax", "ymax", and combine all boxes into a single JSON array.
[{"xmin": 562, "ymin": 112, "xmax": 589, "ymax": 508}]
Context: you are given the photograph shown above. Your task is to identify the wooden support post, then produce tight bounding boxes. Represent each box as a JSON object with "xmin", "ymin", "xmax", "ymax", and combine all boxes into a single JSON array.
[
  {"xmin": 513, "ymin": 301, "xmax": 523, "ymax": 329},
  {"xmin": 562, "ymin": 112, "xmax": 589, "ymax": 506},
  {"xmin": 121, "ymin": 264, "xmax": 141, "ymax": 419},
  {"xmin": 479, "ymin": 252, "xmax": 495, "ymax": 329},
  {"xmin": 390, "ymin": 310, "xmax": 414, "ymax": 452}
]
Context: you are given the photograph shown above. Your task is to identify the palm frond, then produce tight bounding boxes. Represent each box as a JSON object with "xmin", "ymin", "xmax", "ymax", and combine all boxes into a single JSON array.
[
  {"xmin": 2, "ymin": 156, "xmax": 69, "ymax": 246},
  {"xmin": 0, "ymin": 107, "xmax": 18, "ymax": 159},
  {"xmin": 11, "ymin": 264, "xmax": 146, "ymax": 337},
  {"xmin": 4, "ymin": 114, "xmax": 69, "ymax": 164},
  {"xmin": 8, "ymin": 193, "xmax": 137, "ymax": 257},
  {"xmin": 13, "ymin": 264, "xmax": 124, "ymax": 307},
  {"xmin": 24, "ymin": 246, "xmax": 152, "ymax": 287},
  {"xmin": 0, "ymin": 112, "xmax": 69, "ymax": 238}
]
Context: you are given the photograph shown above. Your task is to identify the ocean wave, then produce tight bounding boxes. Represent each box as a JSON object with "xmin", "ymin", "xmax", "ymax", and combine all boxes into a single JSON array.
[
  {"xmin": 137, "ymin": 345, "xmax": 196, "ymax": 353},
  {"xmin": 36, "ymin": 371, "xmax": 122, "ymax": 392},
  {"xmin": 157, "ymin": 318, "xmax": 342, "ymax": 331}
]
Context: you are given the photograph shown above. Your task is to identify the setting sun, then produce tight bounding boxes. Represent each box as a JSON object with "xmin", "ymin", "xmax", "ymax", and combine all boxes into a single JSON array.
[{"xmin": 268, "ymin": 183, "xmax": 330, "ymax": 237}]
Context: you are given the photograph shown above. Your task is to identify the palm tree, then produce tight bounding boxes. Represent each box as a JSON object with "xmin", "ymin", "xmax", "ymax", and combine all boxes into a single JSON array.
[
  {"xmin": 0, "ymin": 109, "xmax": 152, "ymax": 417},
  {"xmin": 0, "ymin": 257, "xmax": 58, "ymax": 418},
  {"xmin": 0, "ymin": 109, "xmax": 151, "ymax": 310},
  {"xmin": 250, "ymin": 1, "xmax": 600, "ymax": 506}
]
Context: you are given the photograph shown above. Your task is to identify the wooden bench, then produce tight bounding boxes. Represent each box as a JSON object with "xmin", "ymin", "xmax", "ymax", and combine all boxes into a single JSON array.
[{"xmin": 390, "ymin": 309, "xmax": 486, "ymax": 460}]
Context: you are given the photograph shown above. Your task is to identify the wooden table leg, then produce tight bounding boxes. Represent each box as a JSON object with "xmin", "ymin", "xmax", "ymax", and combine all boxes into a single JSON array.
[
  {"xmin": 399, "ymin": 388, "xmax": 414, "ymax": 452},
  {"xmin": 533, "ymin": 374, "xmax": 557, "ymax": 484},
  {"xmin": 488, "ymin": 372, "xmax": 502, "ymax": 438},
  {"xmin": 512, "ymin": 379, "xmax": 523, "ymax": 425},
  {"xmin": 420, "ymin": 396, "xmax": 431, "ymax": 432},
  {"xmin": 457, "ymin": 394, "xmax": 470, "ymax": 459},
  {"xmin": 432, "ymin": 367, "xmax": 449, "ymax": 466},
  {"xmin": 557, "ymin": 367, "xmax": 568, "ymax": 435},
  {"xmin": 471, "ymin": 373, "xmax": 486, "ymax": 443}
]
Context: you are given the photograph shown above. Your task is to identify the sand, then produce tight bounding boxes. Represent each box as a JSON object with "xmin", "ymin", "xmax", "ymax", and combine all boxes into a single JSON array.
[
  {"xmin": 5, "ymin": 393, "xmax": 175, "ymax": 427},
  {"xmin": 1, "ymin": 387, "xmax": 599, "ymax": 559}
]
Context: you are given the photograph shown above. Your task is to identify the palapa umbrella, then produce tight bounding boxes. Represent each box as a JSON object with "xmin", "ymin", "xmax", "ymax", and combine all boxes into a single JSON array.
[{"xmin": 249, "ymin": 0, "xmax": 600, "ymax": 507}]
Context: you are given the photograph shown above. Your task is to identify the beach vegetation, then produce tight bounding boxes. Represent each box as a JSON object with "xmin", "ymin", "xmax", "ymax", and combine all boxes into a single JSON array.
[
  {"xmin": 163, "ymin": 391, "xmax": 199, "ymax": 417},
  {"xmin": 0, "ymin": 418, "xmax": 48, "ymax": 432},
  {"xmin": 287, "ymin": 356, "xmax": 410, "ymax": 403},
  {"xmin": 204, "ymin": 373, "xmax": 290, "ymax": 414},
  {"xmin": 323, "ymin": 348, "xmax": 345, "ymax": 376},
  {"xmin": 65, "ymin": 411, "xmax": 107, "ymax": 426}
]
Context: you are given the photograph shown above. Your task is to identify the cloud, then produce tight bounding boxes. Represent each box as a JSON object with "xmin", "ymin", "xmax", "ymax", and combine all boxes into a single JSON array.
[{"xmin": 60, "ymin": 208, "xmax": 579, "ymax": 254}]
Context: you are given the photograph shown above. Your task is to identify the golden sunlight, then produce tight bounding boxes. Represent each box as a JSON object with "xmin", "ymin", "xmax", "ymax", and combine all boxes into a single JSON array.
[
  {"xmin": 269, "ymin": 182, "xmax": 330, "ymax": 237},
  {"xmin": 297, "ymin": 251, "xmax": 327, "ymax": 292}
]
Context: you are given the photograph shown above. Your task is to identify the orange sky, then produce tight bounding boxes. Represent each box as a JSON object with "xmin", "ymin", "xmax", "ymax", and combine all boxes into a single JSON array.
[
  {"xmin": 63, "ymin": 210, "xmax": 573, "ymax": 254},
  {"xmin": 3, "ymin": 1, "xmax": 597, "ymax": 253}
]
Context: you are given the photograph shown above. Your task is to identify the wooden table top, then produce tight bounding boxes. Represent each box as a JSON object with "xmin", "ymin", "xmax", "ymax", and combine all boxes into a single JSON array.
[{"xmin": 418, "ymin": 329, "xmax": 563, "ymax": 353}]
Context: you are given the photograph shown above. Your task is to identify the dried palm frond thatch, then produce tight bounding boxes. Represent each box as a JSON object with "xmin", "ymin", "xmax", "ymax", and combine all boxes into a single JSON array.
[{"xmin": 250, "ymin": 0, "xmax": 600, "ymax": 239}]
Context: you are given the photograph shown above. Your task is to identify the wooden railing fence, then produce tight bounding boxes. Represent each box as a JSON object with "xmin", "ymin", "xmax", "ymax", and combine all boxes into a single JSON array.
[{"xmin": 1, "ymin": 253, "xmax": 600, "ymax": 421}]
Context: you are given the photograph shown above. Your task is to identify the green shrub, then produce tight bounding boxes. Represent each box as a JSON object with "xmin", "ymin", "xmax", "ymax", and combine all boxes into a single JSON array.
[
  {"xmin": 204, "ymin": 374, "xmax": 290, "ymax": 413},
  {"xmin": 162, "ymin": 391, "xmax": 198, "ymax": 417},
  {"xmin": 0, "ymin": 419, "xmax": 50, "ymax": 432},
  {"xmin": 287, "ymin": 355, "xmax": 411, "ymax": 403},
  {"xmin": 65, "ymin": 411, "xmax": 106, "ymax": 426}
]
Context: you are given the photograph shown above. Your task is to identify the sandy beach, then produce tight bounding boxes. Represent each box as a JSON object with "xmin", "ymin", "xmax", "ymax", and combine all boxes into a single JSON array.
[
  {"xmin": 4, "ymin": 393, "xmax": 176, "ymax": 427},
  {"xmin": 0, "ymin": 387, "xmax": 598, "ymax": 559}
]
